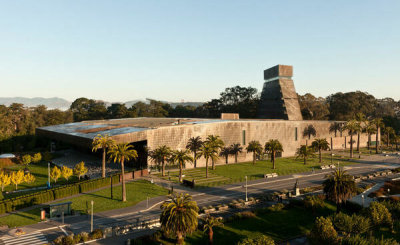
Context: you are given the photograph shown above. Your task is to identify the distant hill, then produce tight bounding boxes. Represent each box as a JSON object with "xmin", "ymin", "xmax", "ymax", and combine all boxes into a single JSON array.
[
  {"xmin": 0, "ymin": 97, "xmax": 204, "ymax": 110},
  {"xmin": 0, "ymin": 97, "xmax": 71, "ymax": 110}
]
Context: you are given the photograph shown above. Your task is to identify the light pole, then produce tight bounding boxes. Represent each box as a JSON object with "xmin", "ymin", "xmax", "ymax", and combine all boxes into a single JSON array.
[
  {"xmin": 388, "ymin": 188, "xmax": 391, "ymax": 196},
  {"xmin": 91, "ymin": 200, "xmax": 94, "ymax": 232},
  {"xmin": 245, "ymin": 176, "xmax": 248, "ymax": 202},
  {"xmin": 361, "ymin": 194, "xmax": 364, "ymax": 207},
  {"xmin": 48, "ymin": 162, "xmax": 50, "ymax": 188},
  {"xmin": 331, "ymin": 153, "xmax": 334, "ymax": 164}
]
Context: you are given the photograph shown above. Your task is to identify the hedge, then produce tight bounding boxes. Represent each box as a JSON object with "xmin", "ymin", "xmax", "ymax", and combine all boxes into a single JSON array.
[{"xmin": 0, "ymin": 174, "xmax": 121, "ymax": 214}]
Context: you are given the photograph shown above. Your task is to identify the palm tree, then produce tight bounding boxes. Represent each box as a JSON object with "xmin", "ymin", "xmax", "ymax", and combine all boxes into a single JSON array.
[
  {"xmin": 171, "ymin": 150, "xmax": 193, "ymax": 183},
  {"xmin": 355, "ymin": 113, "xmax": 367, "ymax": 152},
  {"xmin": 205, "ymin": 135, "xmax": 224, "ymax": 170},
  {"xmin": 385, "ymin": 127, "xmax": 395, "ymax": 148},
  {"xmin": 219, "ymin": 146, "xmax": 231, "ymax": 164},
  {"xmin": 92, "ymin": 134, "xmax": 116, "ymax": 178},
  {"xmin": 303, "ymin": 125, "xmax": 317, "ymax": 140},
  {"xmin": 264, "ymin": 139, "xmax": 283, "ymax": 169},
  {"xmin": 246, "ymin": 141, "xmax": 263, "ymax": 165},
  {"xmin": 149, "ymin": 145, "xmax": 171, "ymax": 177},
  {"xmin": 311, "ymin": 138, "xmax": 330, "ymax": 163},
  {"xmin": 296, "ymin": 145, "xmax": 315, "ymax": 165},
  {"xmin": 230, "ymin": 143, "xmax": 243, "ymax": 163},
  {"xmin": 186, "ymin": 136, "xmax": 203, "ymax": 168},
  {"xmin": 108, "ymin": 143, "xmax": 138, "ymax": 202},
  {"xmin": 203, "ymin": 215, "xmax": 224, "ymax": 245},
  {"xmin": 344, "ymin": 120, "xmax": 361, "ymax": 158},
  {"xmin": 329, "ymin": 122, "xmax": 342, "ymax": 137},
  {"xmin": 365, "ymin": 122, "xmax": 377, "ymax": 150},
  {"xmin": 373, "ymin": 118, "xmax": 385, "ymax": 154},
  {"xmin": 160, "ymin": 193, "xmax": 199, "ymax": 244},
  {"xmin": 199, "ymin": 144, "xmax": 219, "ymax": 178},
  {"xmin": 323, "ymin": 168, "xmax": 356, "ymax": 212}
]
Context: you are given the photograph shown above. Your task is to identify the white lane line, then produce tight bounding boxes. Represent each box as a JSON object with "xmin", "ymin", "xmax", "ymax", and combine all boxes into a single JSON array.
[{"xmin": 59, "ymin": 226, "xmax": 68, "ymax": 236}]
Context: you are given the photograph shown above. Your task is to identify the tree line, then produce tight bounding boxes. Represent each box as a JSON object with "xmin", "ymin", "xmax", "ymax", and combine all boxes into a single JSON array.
[{"xmin": 1, "ymin": 86, "xmax": 399, "ymax": 153}]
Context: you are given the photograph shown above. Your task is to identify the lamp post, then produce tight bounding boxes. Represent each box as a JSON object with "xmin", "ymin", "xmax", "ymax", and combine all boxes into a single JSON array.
[
  {"xmin": 245, "ymin": 176, "xmax": 248, "ymax": 202},
  {"xmin": 331, "ymin": 153, "xmax": 334, "ymax": 164},
  {"xmin": 388, "ymin": 188, "xmax": 391, "ymax": 196},
  {"xmin": 91, "ymin": 200, "xmax": 94, "ymax": 232},
  {"xmin": 361, "ymin": 194, "xmax": 364, "ymax": 207},
  {"xmin": 48, "ymin": 162, "xmax": 50, "ymax": 188}
]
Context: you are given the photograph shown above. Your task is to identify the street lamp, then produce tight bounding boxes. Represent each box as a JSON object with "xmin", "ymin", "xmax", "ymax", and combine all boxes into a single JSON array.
[
  {"xmin": 361, "ymin": 194, "xmax": 364, "ymax": 207},
  {"xmin": 91, "ymin": 200, "xmax": 94, "ymax": 232},
  {"xmin": 245, "ymin": 176, "xmax": 248, "ymax": 202},
  {"xmin": 388, "ymin": 188, "xmax": 391, "ymax": 196},
  {"xmin": 331, "ymin": 153, "xmax": 335, "ymax": 164}
]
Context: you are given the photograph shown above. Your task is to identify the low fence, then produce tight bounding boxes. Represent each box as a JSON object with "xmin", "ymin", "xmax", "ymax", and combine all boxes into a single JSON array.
[{"xmin": 0, "ymin": 169, "xmax": 149, "ymax": 214}]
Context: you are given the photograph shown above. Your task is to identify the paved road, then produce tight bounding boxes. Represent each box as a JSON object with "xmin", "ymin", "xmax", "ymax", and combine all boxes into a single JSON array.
[{"xmin": 1, "ymin": 153, "xmax": 400, "ymax": 244}]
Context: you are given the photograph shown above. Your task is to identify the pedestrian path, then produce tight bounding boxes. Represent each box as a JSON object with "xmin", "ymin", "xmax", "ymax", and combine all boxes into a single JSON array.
[{"xmin": 0, "ymin": 231, "xmax": 48, "ymax": 245}]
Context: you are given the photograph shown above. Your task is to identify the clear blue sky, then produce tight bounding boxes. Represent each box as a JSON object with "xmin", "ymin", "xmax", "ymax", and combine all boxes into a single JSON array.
[{"xmin": 1, "ymin": 0, "xmax": 399, "ymax": 102}]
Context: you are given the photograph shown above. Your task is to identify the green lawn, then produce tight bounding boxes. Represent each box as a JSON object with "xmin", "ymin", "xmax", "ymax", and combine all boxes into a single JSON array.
[
  {"xmin": 156, "ymin": 201, "xmax": 337, "ymax": 245},
  {"xmin": 59, "ymin": 180, "xmax": 168, "ymax": 214},
  {"xmin": 0, "ymin": 180, "xmax": 168, "ymax": 228},
  {"xmin": 0, "ymin": 208, "xmax": 42, "ymax": 228},
  {"xmin": 157, "ymin": 154, "xmax": 357, "ymax": 188}
]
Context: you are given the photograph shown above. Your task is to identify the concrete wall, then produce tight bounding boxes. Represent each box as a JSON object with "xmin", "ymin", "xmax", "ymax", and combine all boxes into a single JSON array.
[{"xmin": 140, "ymin": 120, "xmax": 377, "ymax": 168}]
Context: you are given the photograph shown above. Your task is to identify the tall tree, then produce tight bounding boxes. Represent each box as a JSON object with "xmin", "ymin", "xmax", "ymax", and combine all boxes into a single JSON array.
[
  {"xmin": 205, "ymin": 135, "xmax": 224, "ymax": 170},
  {"xmin": 230, "ymin": 143, "xmax": 243, "ymax": 163},
  {"xmin": 92, "ymin": 134, "xmax": 116, "ymax": 178},
  {"xmin": 327, "ymin": 91, "xmax": 377, "ymax": 120},
  {"xmin": 202, "ymin": 215, "xmax": 224, "ymax": 245},
  {"xmin": 311, "ymin": 138, "xmax": 330, "ymax": 163},
  {"xmin": 373, "ymin": 118, "xmax": 385, "ymax": 154},
  {"xmin": 264, "ymin": 139, "xmax": 283, "ymax": 169},
  {"xmin": 298, "ymin": 93, "xmax": 329, "ymax": 120},
  {"xmin": 108, "ymin": 143, "xmax": 138, "ymax": 202},
  {"xmin": 355, "ymin": 113, "xmax": 367, "ymax": 152},
  {"xmin": 186, "ymin": 136, "xmax": 203, "ymax": 168},
  {"xmin": 365, "ymin": 122, "xmax": 377, "ymax": 150},
  {"xmin": 219, "ymin": 146, "xmax": 231, "ymax": 164},
  {"xmin": 345, "ymin": 120, "xmax": 361, "ymax": 158},
  {"xmin": 246, "ymin": 141, "xmax": 263, "ymax": 165},
  {"xmin": 171, "ymin": 150, "xmax": 193, "ymax": 183},
  {"xmin": 160, "ymin": 193, "xmax": 199, "ymax": 244},
  {"xmin": 329, "ymin": 122, "xmax": 342, "ymax": 137},
  {"xmin": 149, "ymin": 145, "xmax": 171, "ymax": 177},
  {"xmin": 296, "ymin": 145, "xmax": 315, "ymax": 165},
  {"xmin": 199, "ymin": 144, "xmax": 219, "ymax": 178},
  {"xmin": 303, "ymin": 125, "xmax": 317, "ymax": 140},
  {"xmin": 384, "ymin": 127, "xmax": 395, "ymax": 148},
  {"xmin": 323, "ymin": 168, "xmax": 356, "ymax": 212}
]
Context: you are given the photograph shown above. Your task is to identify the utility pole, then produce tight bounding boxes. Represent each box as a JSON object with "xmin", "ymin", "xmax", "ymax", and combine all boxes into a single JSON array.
[
  {"xmin": 91, "ymin": 200, "xmax": 94, "ymax": 232},
  {"xmin": 245, "ymin": 176, "xmax": 248, "ymax": 202}
]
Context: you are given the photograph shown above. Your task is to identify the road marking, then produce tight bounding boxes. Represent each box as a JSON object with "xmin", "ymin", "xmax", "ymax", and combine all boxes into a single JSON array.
[
  {"xmin": 1, "ymin": 231, "xmax": 48, "ymax": 245},
  {"xmin": 59, "ymin": 226, "xmax": 68, "ymax": 236}
]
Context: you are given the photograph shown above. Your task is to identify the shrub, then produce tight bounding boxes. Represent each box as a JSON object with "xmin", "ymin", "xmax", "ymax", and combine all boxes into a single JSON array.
[
  {"xmin": 228, "ymin": 211, "xmax": 256, "ymax": 222},
  {"xmin": 53, "ymin": 235, "xmax": 65, "ymax": 245},
  {"xmin": 73, "ymin": 234, "xmax": 81, "ymax": 244},
  {"xmin": 308, "ymin": 216, "xmax": 338, "ymax": 245},
  {"xmin": 333, "ymin": 212, "xmax": 370, "ymax": 236},
  {"xmin": 381, "ymin": 200, "xmax": 400, "ymax": 220},
  {"xmin": 79, "ymin": 232, "xmax": 89, "ymax": 242},
  {"xmin": 90, "ymin": 228, "xmax": 103, "ymax": 240},
  {"xmin": 304, "ymin": 195, "xmax": 325, "ymax": 212},
  {"xmin": 237, "ymin": 235, "xmax": 275, "ymax": 245},
  {"xmin": 63, "ymin": 234, "xmax": 75, "ymax": 245},
  {"xmin": 342, "ymin": 235, "xmax": 398, "ymax": 245},
  {"xmin": 368, "ymin": 202, "xmax": 392, "ymax": 226},
  {"xmin": 267, "ymin": 203, "xmax": 285, "ymax": 212}
]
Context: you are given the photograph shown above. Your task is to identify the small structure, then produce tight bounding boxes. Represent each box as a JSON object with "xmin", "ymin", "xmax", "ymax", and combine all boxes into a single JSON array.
[
  {"xmin": 0, "ymin": 154, "xmax": 16, "ymax": 159},
  {"xmin": 45, "ymin": 201, "xmax": 72, "ymax": 218}
]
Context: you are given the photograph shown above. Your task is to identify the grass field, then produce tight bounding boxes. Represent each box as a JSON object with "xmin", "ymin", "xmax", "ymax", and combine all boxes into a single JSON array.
[
  {"xmin": 0, "ymin": 180, "xmax": 168, "ymax": 228},
  {"xmin": 58, "ymin": 180, "xmax": 168, "ymax": 214},
  {"xmin": 157, "ymin": 154, "xmax": 357, "ymax": 188},
  {"xmin": 0, "ymin": 208, "xmax": 42, "ymax": 228}
]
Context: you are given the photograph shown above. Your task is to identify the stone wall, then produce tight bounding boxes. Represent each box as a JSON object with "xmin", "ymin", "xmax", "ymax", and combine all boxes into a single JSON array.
[{"xmin": 141, "ymin": 120, "xmax": 377, "ymax": 168}]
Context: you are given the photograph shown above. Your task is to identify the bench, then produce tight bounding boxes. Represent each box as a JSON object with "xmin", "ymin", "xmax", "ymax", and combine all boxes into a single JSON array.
[
  {"xmin": 182, "ymin": 179, "xmax": 195, "ymax": 188},
  {"xmin": 264, "ymin": 173, "xmax": 278, "ymax": 179}
]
